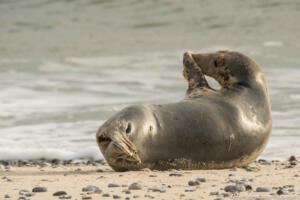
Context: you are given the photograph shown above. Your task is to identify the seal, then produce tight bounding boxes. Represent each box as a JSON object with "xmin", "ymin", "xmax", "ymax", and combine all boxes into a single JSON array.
[{"xmin": 96, "ymin": 50, "xmax": 272, "ymax": 171}]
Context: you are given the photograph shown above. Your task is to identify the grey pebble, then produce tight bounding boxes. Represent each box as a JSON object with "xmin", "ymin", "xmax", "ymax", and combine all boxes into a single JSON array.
[
  {"xmin": 82, "ymin": 185, "xmax": 101, "ymax": 192},
  {"xmin": 149, "ymin": 175, "xmax": 157, "ymax": 177},
  {"xmin": 210, "ymin": 191, "xmax": 219, "ymax": 195},
  {"xmin": 256, "ymin": 187, "xmax": 271, "ymax": 192},
  {"xmin": 59, "ymin": 195, "xmax": 72, "ymax": 199},
  {"xmin": 228, "ymin": 173, "xmax": 235, "ymax": 176},
  {"xmin": 32, "ymin": 186, "xmax": 47, "ymax": 193},
  {"xmin": 122, "ymin": 190, "xmax": 131, "ymax": 194},
  {"xmin": 133, "ymin": 195, "xmax": 140, "ymax": 198},
  {"xmin": 96, "ymin": 169, "xmax": 103, "ymax": 172},
  {"xmin": 277, "ymin": 188, "xmax": 289, "ymax": 195},
  {"xmin": 18, "ymin": 197, "xmax": 26, "ymax": 200},
  {"xmin": 108, "ymin": 183, "xmax": 120, "ymax": 188},
  {"xmin": 245, "ymin": 184, "xmax": 252, "ymax": 191},
  {"xmin": 113, "ymin": 195, "xmax": 122, "ymax": 199},
  {"xmin": 222, "ymin": 193, "xmax": 231, "ymax": 197},
  {"xmin": 224, "ymin": 184, "xmax": 245, "ymax": 193},
  {"xmin": 53, "ymin": 191, "xmax": 67, "ymax": 196},
  {"xmin": 188, "ymin": 180, "xmax": 200, "ymax": 186},
  {"xmin": 128, "ymin": 183, "xmax": 142, "ymax": 190},
  {"xmin": 196, "ymin": 178, "xmax": 206, "ymax": 182},
  {"xmin": 294, "ymin": 174, "xmax": 300, "ymax": 177},
  {"xmin": 169, "ymin": 173, "xmax": 183, "ymax": 177},
  {"xmin": 4, "ymin": 194, "xmax": 11, "ymax": 198},
  {"xmin": 125, "ymin": 198, "xmax": 130, "ymax": 200},
  {"xmin": 19, "ymin": 190, "xmax": 32, "ymax": 197},
  {"xmin": 82, "ymin": 196, "xmax": 92, "ymax": 200},
  {"xmin": 102, "ymin": 193, "xmax": 110, "ymax": 197},
  {"xmin": 214, "ymin": 198, "xmax": 223, "ymax": 200}
]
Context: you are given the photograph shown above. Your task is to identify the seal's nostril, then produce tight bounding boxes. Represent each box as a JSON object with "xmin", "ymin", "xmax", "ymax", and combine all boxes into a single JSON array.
[
  {"xmin": 98, "ymin": 135, "xmax": 112, "ymax": 143},
  {"xmin": 126, "ymin": 123, "xmax": 132, "ymax": 134}
]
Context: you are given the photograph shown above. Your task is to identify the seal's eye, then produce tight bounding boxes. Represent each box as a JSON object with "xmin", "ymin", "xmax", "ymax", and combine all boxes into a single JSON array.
[
  {"xmin": 214, "ymin": 56, "xmax": 224, "ymax": 68},
  {"xmin": 126, "ymin": 123, "xmax": 132, "ymax": 134}
]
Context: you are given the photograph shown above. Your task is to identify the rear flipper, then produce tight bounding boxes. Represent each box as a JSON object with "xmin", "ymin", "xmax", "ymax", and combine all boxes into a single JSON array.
[{"xmin": 183, "ymin": 51, "xmax": 210, "ymax": 95}]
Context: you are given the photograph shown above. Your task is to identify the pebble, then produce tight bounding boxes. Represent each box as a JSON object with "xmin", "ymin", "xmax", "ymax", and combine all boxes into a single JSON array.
[
  {"xmin": 214, "ymin": 198, "xmax": 223, "ymax": 200},
  {"xmin": 113, "ymin": 195, "xmax": 122, "ymax": 199},
  {"xmin": 108, "ymin": 183, "xmax": 121, "ymax": 188},
  {"xmin": 32, "ymin": 186, "xmax": 47, "ymax": 193},
  {"xmin": 125, "ymin": 197, "xmax": 130, "ymax": 200},
  {"xmin": 222, "ymin": 193, "xmax": 230, "ymax": 197},
  {"xmin": 245, "ymin": 184, "xmax": 252, "ymax": 191},
  {"xmin": 4, "ymin": 194, "xmax": 11, "ymax": 198},
  {"xmin": 210, "ymin": 191, "xmax": 219, "ymax": 195},
  {"xmin": 53, "ymin": 191, "xmax": 67, "ymax": 196},
  {"xmin": 224, "ymin": 184, "xmax": 245, "ymax": 193},
  {"xmin": 122, "ymin": 190, "xmax": 131, "ymax": 194},
  {"xmin": 96, "ymin": 169, "xmax": 104, "ymax": 172},
  {"xmin": 128, "ymin": 183, "xmax": 143, "ymax": 190},
  {"xmin": 169, "ymin": 173, "xmax": 183, "ymax": 177},
  {"xmin": 188, "ymin": 180, "xmax": 200, "ymax": 186},
  {"xmin": 133, "ymin": 195, "xmax": 140, "ymax": 198},
  {"xmin": 59, "ymin": 195, "xmax": 72, "ymax": 199},
  {"xmin": 82, "ymin": 196, "xmax": 92, "ymax": 200},
  {"xmin": 82, "ymin": 185, "xmax": 102, "ymax": 192},
  {"xmin": 19, "ymin": 190, "xmax": 32, "ymax": 197},
  {"xmin": 102, "ymin": 193, "xmax": 110, "ymax": 197},
  {"xmin": 256, "ymin": 187, "xmax": 271, "ymax": 192},
  {"xmin": 149, "ymin": 175, "xmax": 157, "ymax": 177},
  {"xmin": 196, "ymin": 178, "xmax": 206, "ymax": 182},
  {"xmin": 277, "ymin": 188, "xmax": 289, "ymax": 195}
]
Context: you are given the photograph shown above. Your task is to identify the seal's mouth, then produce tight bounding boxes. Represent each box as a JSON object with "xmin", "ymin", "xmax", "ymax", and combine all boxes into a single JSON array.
[{"xmin": 97, "ymin": 133, "xmax": 142, "ymax": 171}]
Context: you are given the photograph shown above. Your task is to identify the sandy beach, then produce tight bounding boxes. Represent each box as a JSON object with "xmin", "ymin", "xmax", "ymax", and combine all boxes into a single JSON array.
[{"xmin": 1, "ymin": 159, "xmax": 300, "ymax": 200}]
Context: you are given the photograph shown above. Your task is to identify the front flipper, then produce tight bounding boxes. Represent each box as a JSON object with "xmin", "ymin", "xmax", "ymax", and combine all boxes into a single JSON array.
[{"xmin": 183, "ymin": 51, "xmax": 210, "ymax": 95}]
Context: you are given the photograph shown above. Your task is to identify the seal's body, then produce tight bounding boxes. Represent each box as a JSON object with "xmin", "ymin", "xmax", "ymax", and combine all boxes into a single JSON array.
[{"xmin": 96, "ymin": 50, "xmax": 272, "ymax": 171}]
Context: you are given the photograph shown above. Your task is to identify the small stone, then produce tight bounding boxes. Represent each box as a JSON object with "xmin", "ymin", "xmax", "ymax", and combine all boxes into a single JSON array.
[
  {"xmin": 108, "ymin": 183, "xmax": 120, "ymax": 188},
  {"xmin": 169, "ymin": 173, "xmax": 183, "ymax": 177},
  {"xmin": 96, "ymin": 169, "xmax": 104, "ymax": 172},
  {"xmin": 122, "ymin": 190, "xmax": 131, "ymax": 194},
  {"xmin": 59, "ymin": 195, "xmax": 72, "ymax": 199},
  {"xmin": 224, "ymin": 184, "xmax": 244, "ymax": 193},
  {"xmin": 19, "ymin": 190, "xmax": 32, "ymax": 197},
  {"xmin": 228, "ymin": 173, "xmax": 235, "ymax": 176},
  {"xmin": 196, "ymin": 178, "xmax": 206, "ymax": 182},
  {"xmin": 4, "ymin": 194, "xmax": 11, "ymax": 198},
  {"xmin": 222, "ymin": 193, "xmax": 230, "ymax": 197},
  {"xmin": 102, "ymin": 193, "xmax": 110, "ymax": 197},
  {"xmin": 210, "ymin": 191, "xmax": 219, "ymax": 195},
  {"xmin": 113, "ymin": 195, "xmax": 121, "ymax": 199},
  {"xmin": 53, "ymin": 191, "xmax": 67, "ymax": 196},
  {"xmin": 245, "ymin": 184, "xmax": 252, "ymax": 191},
  {"xmin": 18, "ymin": 197, "xmax": 26, "ymax": 200},
  {"xmin": 149, "ymin": 175, "xmax": 157, "ymax": 177},
  {"xmin": 214, "ymin": 198, "xmax": 223, "ymax": 200},
  {"xmin": 32, "ymin": 186, "xmax": 47, "ymax": 193},
  {"xmin": 82, "ymin": 185, "xmax": 101, "ymax": 192},
  {"xmin": 128, "ymin": 183, "xmax": 142, "ymax": 190},
  {"xmin": 256, "ymin": 187, "xmax": 271, "ymax": 192},
  {"xmin": 82, "ymin": 196, "xmax": 92, "ymax": 200},
  {"xmin": 133, "ymin": 195, "xmax": 140, "ymax": 198},
  {"xmin": 277, "ymin": 188, "xmax": 288, "ymax": 195},
  {"xmin": 188, "ymin": 180, "xmax": 200, "ymax": 186},
  {"xmin": 294, "ymin": 174, "xmax": 300, "ymax": 177}
]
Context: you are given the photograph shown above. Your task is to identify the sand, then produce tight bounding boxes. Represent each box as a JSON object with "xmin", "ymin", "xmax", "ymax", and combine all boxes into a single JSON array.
[{"xmin": 1, "ymin": 160, "xmax": 300, "ymax": 200}]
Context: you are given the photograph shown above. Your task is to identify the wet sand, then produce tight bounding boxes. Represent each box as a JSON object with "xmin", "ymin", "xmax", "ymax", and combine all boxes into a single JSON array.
[{"xmin": 1, "ymin": 159, "xmax": 300, "ymax": 200}]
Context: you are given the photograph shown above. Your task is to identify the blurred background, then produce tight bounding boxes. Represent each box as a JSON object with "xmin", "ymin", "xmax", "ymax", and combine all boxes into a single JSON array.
[{"xmin": 0, "ymin": 0, "xmax": 299, "ymax": 160}]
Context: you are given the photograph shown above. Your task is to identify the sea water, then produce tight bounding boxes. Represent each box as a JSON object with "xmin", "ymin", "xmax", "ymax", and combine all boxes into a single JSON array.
[{"xmin": 0, "ymin": 0, "xmax": 299, "ymax": 160}]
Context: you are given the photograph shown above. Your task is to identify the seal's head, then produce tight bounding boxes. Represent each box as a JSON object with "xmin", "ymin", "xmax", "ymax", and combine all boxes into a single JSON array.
[
  {"xmin": 96, "ymin": 105, "xmax": 157, "ymax": 171},
  {"xmin": 184, "ymin": 50, "xmax": 264, "ymax": 88}
]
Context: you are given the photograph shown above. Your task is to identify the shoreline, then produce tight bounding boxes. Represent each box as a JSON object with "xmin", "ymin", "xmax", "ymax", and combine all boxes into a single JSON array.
[{"xmin": 1, "ymin": 159, "xmax": 300, "ymax": 200}]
